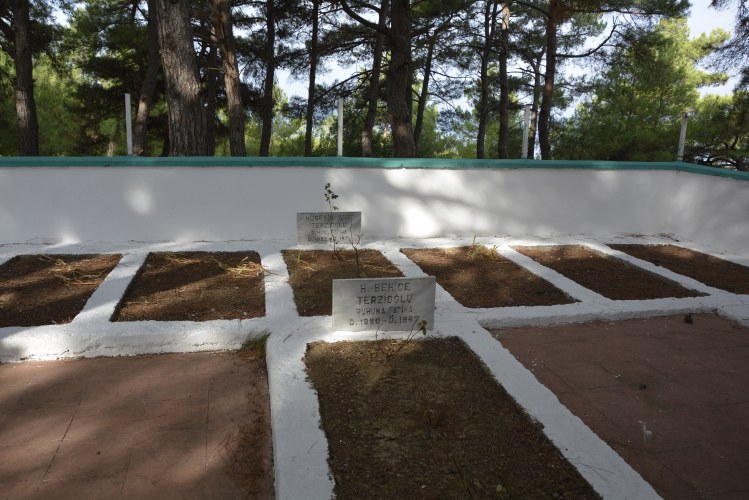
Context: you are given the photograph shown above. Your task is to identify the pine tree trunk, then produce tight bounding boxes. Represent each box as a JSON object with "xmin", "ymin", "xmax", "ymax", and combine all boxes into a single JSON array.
[
  {"xmin": 362, "ymin": 0, "xmax": 388, "ymax": 157},
  {"xmin": 477, "ymin": 0, "xmax": 498, "ymax": 160},
  {"xmin": 259, "ymin": 0, "xmax": 275, "ymax": 157},
  {"xmin": 413, "ymin": 35, "xmax": 434, "ymax": 153},
  {"xmin": 156, "ymin": 0, "xmax": 209, "ymax": 156},
  {"xmin": 304, "ymin": 0, "xmax": 319, "ymax": 156},
  {"xmin": 132, "ymin": 0, "xmax": 160, "ymax": 156},
  {"xmin": 204, "ymin": 42, "xmax": 219, "ymax": 157},
  {"xmin": 528, "ymin": 55, "xmax": 542, "ymax": 158},
  {"xmin": 212, "ymin": 0, "xmax": 246, "ymax": 156},
  {"xmin": 538, "ymin": 0, "xmax": 558, "ymax": 160},
  {"xmin": 497, "ymin": 1, "xmax": 510, "ymax": 159},
  {"xmin": 387, "ymin": 0, "xmax": 416, "ymax": 158},
  {"xmin": 13, "ymin": 0, "xmax": 39, "ymax": 156}
]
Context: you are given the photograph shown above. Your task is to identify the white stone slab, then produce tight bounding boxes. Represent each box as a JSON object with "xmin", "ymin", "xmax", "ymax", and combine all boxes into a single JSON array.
[
  {"xmin": 296, "ymin": 212, "xmax": 361, "ymax": 245},
  {"xmin": 332, "ymin": 276, "xmax": 436, "ymax": 332}
]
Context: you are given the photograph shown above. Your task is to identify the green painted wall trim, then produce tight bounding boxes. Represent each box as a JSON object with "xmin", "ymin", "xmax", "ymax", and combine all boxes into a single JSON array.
[{"xmin": 1, "ymin": 156, "xmax": 747, "ymax": 181}]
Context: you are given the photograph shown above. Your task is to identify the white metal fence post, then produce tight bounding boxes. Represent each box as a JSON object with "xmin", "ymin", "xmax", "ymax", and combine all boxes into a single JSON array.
[
  {"xmin": 521, "ymin": 104, "xmax": 530, "ymax": 159},
  {"xmin": 337, "ymin": 97, "xmax": 343, "ymax": 157},
  {"xmin": 125, "ymin": 93, "xmax": 133, "ymax": 156},
  {"xmin": 677, "ymin": 112, "xmax": 688, "ymax": 161}
]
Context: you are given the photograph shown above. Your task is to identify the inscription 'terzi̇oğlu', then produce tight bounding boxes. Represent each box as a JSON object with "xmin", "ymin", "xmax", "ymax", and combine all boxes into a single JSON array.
[
  {"xmin": 358, "ymin": 282, "xmax": 412, "ymax": 306},
  {"xmin": 332, "ymin": 277, "xmax": 436, "ymax": 332}
]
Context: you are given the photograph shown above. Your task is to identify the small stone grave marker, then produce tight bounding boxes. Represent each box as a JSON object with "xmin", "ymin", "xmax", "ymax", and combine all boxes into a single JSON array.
[
  {"xmin": 332, "ymin": 276, "xmax": 436, "ymax": 332},
  {"xmin": 297, "ymin": 212, "xmax": 362, "ymax": 245}
]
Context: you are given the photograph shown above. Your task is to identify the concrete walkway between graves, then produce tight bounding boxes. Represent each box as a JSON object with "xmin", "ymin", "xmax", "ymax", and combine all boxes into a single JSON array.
[{"xmin": 1, "ymin": 235, "xmax": 749, "ymax": 499}]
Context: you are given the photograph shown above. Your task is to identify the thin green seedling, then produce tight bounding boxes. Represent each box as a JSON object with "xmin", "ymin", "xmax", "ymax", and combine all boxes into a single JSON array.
[
  {"xmin": 241, "ymin": 329, "xmax": 271, "ymax": 355},
  {"xmin": 374, "ymin": 319, "xmax": 428, "ymax": 362},
  {"xmin": 347, "ymin": 221, "xmax": 365, "ymax": 277},
  {"xmin": 450, "ymin": 453, "xmax": 475, "ymax": 500},
  {"xmin": 324, "ymin": 182, "xmax": 365, "ymax": 275},
  {"xmin": 467, "ymin": 235, "xmax": 483, "ymax": 259},
  {"xmin": 467, "ymin": 237, "xmax": 502, "ymax": 262},
  {"xmin": 486, "ymin": 244, "xmax": 501, "ymax": 261},
  {"xmin": 324, "ymin": 183, "xmax": 340, "ymax": 257}
]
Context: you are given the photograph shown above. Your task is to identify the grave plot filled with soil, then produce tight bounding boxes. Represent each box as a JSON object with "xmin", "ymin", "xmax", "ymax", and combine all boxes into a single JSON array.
[
  {"xmin": 0, "ymin": 254, "xmax": 121, "ymax": 328},
  {"xmin": 217, "ymin": 346, "xmax": 275, "ymax": 499},
  {"xmin": 610, "ymin": 244, "xmax": 749, "ymax": 294},
  {"xmin": 282, "ymin": 249, "xmax": 403, "ymax": 316},
  {"xmin": 305, "ymin": 337, "xmax": 598, "ymax": 499},
  {"xmin": 514, "ymin": 245, "xmax": 703, "ymax": 300},
  {"xmin": 491, "ymin": 314, "xmax": 749, "ymax": 499},
  {"xmin": 112, "ymin": 251, "xmax": 265, "ymax": 322},
  {"xmin": 401, "ymin": 246, "xmax": 575, "ymax": 308}
]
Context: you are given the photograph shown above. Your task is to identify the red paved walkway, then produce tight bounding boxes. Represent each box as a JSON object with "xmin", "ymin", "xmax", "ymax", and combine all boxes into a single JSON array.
[
  {"xmin": 493, "ymin": 314, "xmax": 749, "ymax": 499},
  {"xmin": 0, "ymin": 352, "xmax": 272, "ymax": 499}
]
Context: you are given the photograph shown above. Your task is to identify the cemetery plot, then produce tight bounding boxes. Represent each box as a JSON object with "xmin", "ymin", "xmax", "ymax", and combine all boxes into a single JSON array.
[
  {"xmin": 401, "ymin": 246, "xmax": 575, "ymax": 308},
  {"xmin": 112, "ymin": 251, "xmax": 265, "ymax": 322},
  {"xmin": 0, "ymin": 253, "xmax": 121, "ymax": 327},
  {"xmin": 610, "ymin": 244, "xmax": 749, "ymax": 294},
  {"xmin": 491, "ymin": 314, "xmax": 749, "ymax": 499},
  {"xmin": 282, "ymin": 249, "xmax": 403, "ymax": 316},
  {"xmin": 514, "ymin": 245, "xmax": 703, "ymax": 300},
  {"xmin": 305, "ymin": 337, "xmax": 599, "ymax": 499}
]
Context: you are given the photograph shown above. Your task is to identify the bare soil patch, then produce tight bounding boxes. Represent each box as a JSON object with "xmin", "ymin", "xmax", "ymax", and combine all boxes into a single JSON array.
[
  {"xmin": 610, "ymin": 244, "xmax": 749, "ymax": 294},
  {"xmin": 514, "ymin": 245, "xmax": 703, "ymax": 300},
  {"xmin": 223, "ymin": 347, "xmax": 275, "ymax": 499},
  {"xmin": 305, "ymin": 337, "xmax": 599, "ymax": 499},
  {"xmin": 282, "ymin": 249, "xmax": 403, "ymax": 316},
  {"xmin": 491, "ymin": 314, "xmax": 749, "ymax": 499},
  {"xmin": 0, "ymin": 254, "xmax": 121, "ymax": 328},
  {"xmin": 401, "ymin": 246, "xmax": 575, "ymax": 308},
  {"xmin": 112, "ymin": 251, "xmax": 265, "ymax": 322}
]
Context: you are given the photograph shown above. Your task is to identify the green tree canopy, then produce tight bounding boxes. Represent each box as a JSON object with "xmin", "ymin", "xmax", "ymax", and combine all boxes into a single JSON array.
[
  {"xmin": 552, "ymin": 18, "xmax": 728, "ymax": 161},
  {"xmin": 686, "ymin": 90, "xmax": 749, "ymax": 170}
]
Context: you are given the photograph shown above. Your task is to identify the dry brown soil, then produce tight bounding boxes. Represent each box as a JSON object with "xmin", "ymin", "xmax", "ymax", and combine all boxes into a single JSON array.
[
  {"xmin": 610, "ymin": 244, "xmax": 749, "ymax": 294},
  {"xmin": 282, "ymin": 249, "xmax": 403, "ymax": 316},
  {"xmin": 0, "ymin": 254, "xmax": 121, "ymax": 328},
  {"xmin": 402, "ymin": 246, "xmax": 575, "ymax": 308},
  {"xmin": 305, "ymin": 337, "xmax": 599, "ymax": 499},
  {"xmin": 112, "ymin": 251, "xmax": 265, "ymax": 322},
  {"xmin": 225, "ymin": 347, "xmax": 275, "ymax": 499},
  {"xmin": 514, "ymin": 245, "xmax": 704, "ymax": 300}
]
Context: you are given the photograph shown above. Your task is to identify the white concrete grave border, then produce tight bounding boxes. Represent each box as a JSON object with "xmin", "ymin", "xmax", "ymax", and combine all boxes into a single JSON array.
[{"xmin": 1, "ymin": 235, "xmax": 749, "ymax": 499}]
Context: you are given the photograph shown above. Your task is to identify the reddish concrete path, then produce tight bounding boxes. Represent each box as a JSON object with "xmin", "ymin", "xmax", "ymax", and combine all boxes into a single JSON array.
[
  {"xmin": 0, "ymin": 352, "xmax": 272, "ymax": 500},
  {"xmin": 493, "ymin": 314, "xmax": 749, "ymax": 500}
]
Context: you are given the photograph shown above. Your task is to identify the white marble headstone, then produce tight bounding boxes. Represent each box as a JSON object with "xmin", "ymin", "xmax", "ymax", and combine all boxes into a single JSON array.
[
  {"xmin": 296, "ymin": 212, "xmax": 361, "ymax": 245},
  {"xmin": 332, "ymin": 276, "xmax": 436, "ymax": 332}
]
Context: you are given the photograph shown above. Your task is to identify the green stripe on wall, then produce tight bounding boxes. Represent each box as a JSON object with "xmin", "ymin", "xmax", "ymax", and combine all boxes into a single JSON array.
[{"xmin": 1, "ymin": 156, "xmax": 747, "ymax": 181}]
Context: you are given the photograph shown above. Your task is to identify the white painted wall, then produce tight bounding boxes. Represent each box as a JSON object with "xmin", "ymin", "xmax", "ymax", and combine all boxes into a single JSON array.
[{"xmin": 1, "ymin": 165, "xmax": 747, "ymax": 254}]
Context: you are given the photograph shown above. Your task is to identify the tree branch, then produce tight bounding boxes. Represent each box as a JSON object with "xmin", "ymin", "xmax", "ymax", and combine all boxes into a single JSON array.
[
  {"xmin": 338, "ymin": 0, "xmax": 388, "ymax": 35},
  {"xmin": 559, "ymin": 23, "xmax": 618, "ymax": 59},
  {"xmin": 0, "ymin": 17, "xmax": 14, "ymax": 45},
  {"xmin": 512, "ymin": 0, "xmax": 549, "ymax": 17}
]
